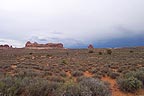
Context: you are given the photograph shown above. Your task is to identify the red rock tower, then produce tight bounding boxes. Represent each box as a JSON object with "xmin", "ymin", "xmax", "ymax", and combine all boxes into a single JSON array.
[{"xmin": 88, "ymin": 44, "xmax": 94, "ymax": 49}]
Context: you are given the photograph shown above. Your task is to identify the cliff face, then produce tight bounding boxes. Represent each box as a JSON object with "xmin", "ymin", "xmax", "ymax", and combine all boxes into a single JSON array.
[{"xmin": 25, "ymin": 41, "xmax": 64, "ymax": 49}]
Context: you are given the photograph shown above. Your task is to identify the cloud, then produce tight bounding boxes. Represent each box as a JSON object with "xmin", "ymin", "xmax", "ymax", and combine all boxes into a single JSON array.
[
  {"xmin": 29, "ymin": 36, "xmax": 87, "ymax": 48},
  {"xmin": 0, "ymin": 0, "xmax": 144, "ymax": 48},
  {"xmin": 0, "ymin": 38, "xmax": 24, "ymax": 47}
]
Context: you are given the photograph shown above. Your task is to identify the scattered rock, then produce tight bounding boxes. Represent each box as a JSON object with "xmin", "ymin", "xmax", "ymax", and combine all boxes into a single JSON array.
[
  {"xmin": 11, "ymin": 65, "xmax": 17, "ymax": 69},
  {"xmin": 32, "ymin": 56, "xmax": 35, "ymax": 60}
]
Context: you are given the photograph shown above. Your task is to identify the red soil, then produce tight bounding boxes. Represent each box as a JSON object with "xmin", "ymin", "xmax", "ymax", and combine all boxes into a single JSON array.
[
  {"xmin": 66, "ymin": 71, "xmax": 71, "ymax": 77},
  {"xmin": 83, "ymin": 71, "xmax": 93, "ymax": 77}
]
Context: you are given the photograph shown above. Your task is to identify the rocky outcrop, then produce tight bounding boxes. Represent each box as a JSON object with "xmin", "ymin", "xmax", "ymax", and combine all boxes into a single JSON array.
[
  {"xmin": 88, "ymin": 44, "xmax": 94, "ymax": 49},
  {"xmin": 25, "ymin": 41, "xmax": 64, "ymax": 49},
  {"xmin": 0, "ymin": 44, "xmax": 12, "ymax": 49}
]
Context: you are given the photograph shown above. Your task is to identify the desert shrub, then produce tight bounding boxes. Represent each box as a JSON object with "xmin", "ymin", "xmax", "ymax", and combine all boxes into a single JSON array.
[
  {"xmin": 61, "ymin": 59, "xmax": 67, "ymax": 64},
  {"xmin": 43, "ymin": 67, "xmax": 51, "ymax": 71},
  {"xmin": 55, "ymin": 81, "xmax": 92, "ymax": 96},
  {"xmin": 101, "ymin": 68, "xmax": 107, "ymax": 73},
  {"xmin": 92, "ymin": 74, "xmax": 102, "ymax": 79},
  {"xmin": 139, "ymin": 67, "xmax": 144, "ymax": 71},
  {"xmin": 88, "ymin": 50, "xmax": 94, "ymax": 53},
  {"xmin": 1, "ymin": 64, "xmax": 11, "ymax": 69},
  {"xmin": 16, "ymin": 69, "xmax": 40, "ymax": 78},
  {"xmin": 117, "ymin": 69, "xmax": 144, "ymax": 92},
  {"xmin": 133, "ymin": 71, "xmax": 144, "ymax": 85},
  {"xmin": 0, "ymin": 71, "xmax": 5, "ymax": 77},
  {"xmin": 129, "ymin": 50, "xmax": 134, "ymax": 53},
  {"xmin": 96, "ymin": 71, "xmax": 105, "ymax": 77},
  {"xmin": 77, "ymin": 76, "xmax": 90, "ymax": 82},
  {"xmin": 90, "ymin": 68, "xmax": 98, "ymax": 74},
  {"xmin": 46, "ymin": 54, "xmax": 52, "ymax": 57},
  {"xmin": 29, "ymin": 52, "xmax": 33, "ymax": 55},
  {"xmin": 78, "ymin": 67, "xmax": 87, "ymax": 72},
  {"xmin": 104, "ymin": 64, "xmax": 111, "ymax": 68},
  {"xmin": 106, "ymin": 49, "xmax": 112, "ymax": 55},
  {"xmin": 122, "ymin": 70, "xmax": 130, "ymax": 75},
  {"xmin": 0, "ymin": 76, "xmax": 60, "ymax": 96},
  {"xmin": 66, "ymin": 52, "xmax": 69, "ymax": 56},
  {"xmin": 25, "ymin": 79, "xmax": 60, "ymax": 96},
  {"xmin": 124, "ymin": 71, "xmax": 136, "ymax": 78},
  {"xmin": 72, "ymin": 70, "xmax": 83, "ymax": 77},
  {"xmin": 0, "ymin": 76, "xmax": 34, "ymax": 96},
  {"xmin": 117, "ymin": 66, "xmax": 126, "ymax": 73},
  {"xmin": 117, "ymin": 77, "xmax": 142, "ymax": 92},
  {"xmin": 44, "ymin": 71, "xmax": 53, "ymax": 76},
  {"xmin": 32, "ymin": 65, "xmax": 43, "ymax": 70},
  {"xmin": 48, "ymin": 76, "xmax": 65, "ymax": 83},
  {"xmin": 129, "ymin": 66, "xmax": 137, "ymax": 71},
  {"xmin": 59, "ymin": 71, "xmax": 67, "ymax": 77},
  {"xmin": 108, "ymin": 72, "xmax": 120, "ymax": 79},
  {"xmin": 0, "ymin": 76, "xmax": 23, "ymax": 96},
  {"xmin": 124, "ymin": 70, "xmax": 144, "ymax": 86},
  {"xmin": 117, "ymin": 68, "xmax": 123, "ymax": 73},
  {"xmin": 98, "ymin": 52, "xmax": 103, "ymax": 55},
  {"xmin": 80, "ymin": 78, "xmax": 111, "ymax": 96}
]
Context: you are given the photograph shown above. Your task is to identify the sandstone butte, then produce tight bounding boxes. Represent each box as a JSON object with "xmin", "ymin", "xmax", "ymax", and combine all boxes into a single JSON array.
[
  {"xmin": 88, "ymin": 44, "xmax": 94, "ymax": 49},
  {"xmin": 25, "ymin": 41, "xmax": 64, "ymax": 49},
  {"xmin": 0, "ymin": 44, "xmax": 12, "ymax": 49}
]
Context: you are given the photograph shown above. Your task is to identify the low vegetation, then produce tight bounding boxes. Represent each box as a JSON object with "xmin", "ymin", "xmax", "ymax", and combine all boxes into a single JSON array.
[
  {"xmin": 106, "ymin": 49, "xmax": 112, "ymax": 55},
  {"xmin": 117, "ymin": 76, "xmax": 142, "ymax": 92},
  {"xmin": 0, "ymin": 76, "xmax": 111, "ymax": 96},
  {"xmin": 0, "ymin": 47, "xmax": 144, "ymax": 95},
  {"xmin": 117, "ymin": 68, "xmax": 144, "ymax": 92}
]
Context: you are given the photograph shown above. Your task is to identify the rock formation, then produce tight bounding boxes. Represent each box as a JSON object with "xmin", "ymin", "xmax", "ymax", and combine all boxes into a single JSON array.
[
  {"xmin": 25, "ymin": 41, "xmax": 64, "ymax": 49},
  {"xmin": 88, "ymin": 44, "xmax": 94, "ymax": 49},
  {"xmin": 0, "ymin": 44, "xmax": 12, "ymax": 49}
]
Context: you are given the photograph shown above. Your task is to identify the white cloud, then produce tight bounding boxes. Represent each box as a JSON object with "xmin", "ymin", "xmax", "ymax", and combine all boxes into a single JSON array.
[
  {"xmin": 0, "ymin": 0, "xmax": 144, "ymax": 47},
  {"xmin": 0, "ymin": 38, "xmax": 24, "ymax": 47}
]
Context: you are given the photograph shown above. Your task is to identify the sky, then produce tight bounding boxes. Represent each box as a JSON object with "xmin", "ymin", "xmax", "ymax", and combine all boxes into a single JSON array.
[{"xmin": 0, "ymin": 0, "xmax": 144, "ymax": 48}]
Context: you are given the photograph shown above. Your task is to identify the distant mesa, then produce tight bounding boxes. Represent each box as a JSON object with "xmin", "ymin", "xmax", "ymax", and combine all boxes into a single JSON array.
[
  {"xmin": 25, "ymin": 41, "xmax": 64, "ymax": 49},
  {"xmin": 0, "ymin": 44, "xmax": 12, "ymax": 49},
  {"xmin": 88, "ymin": 44, "xmax": 94, "ymax": 49}
]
